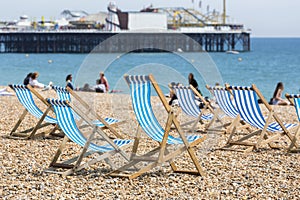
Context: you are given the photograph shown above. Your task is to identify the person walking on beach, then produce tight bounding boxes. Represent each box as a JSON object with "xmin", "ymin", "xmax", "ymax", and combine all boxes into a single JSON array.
[
  {"xmin": 98, "ymin": 72, "xmax": 109, "ymax": 93},
  {"xmin": 65, "ymin": 74, "xmax": 74, "ymax": 90},
  {"xmin": 270, "ymin": 82, "xmax": 289, "ymax": 105}
]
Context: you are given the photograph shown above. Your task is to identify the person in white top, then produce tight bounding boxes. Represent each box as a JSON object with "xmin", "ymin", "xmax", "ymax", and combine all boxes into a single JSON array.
[{"xmin": 29, "ymin": 72, "xmax": 45, "ymax": 88}]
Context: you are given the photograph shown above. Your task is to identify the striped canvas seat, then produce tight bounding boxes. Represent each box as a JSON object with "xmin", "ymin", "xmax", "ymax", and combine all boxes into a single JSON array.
[
  {"xmin": 229, "ymin": 86, "xmax": 296, "ymax": 132},
  {"xmin": 222, "ymin": 84, "xmax": 296, "ymax": 152},
  {"xmin": 52, "ymin": 85, "xmax": 80, "ymax": 120},
  {"xmin": 52, "ymin": 85, "xmax": 120, "ymax": 128},
  {"xmin": 127, "ymin": 76, "xmax": 201, "ymax": 144},
  {"xmin": 45, "ymin": 98, "xmax": 131, "ymax": 176},
  {"xmin": 109, "ymin": 74, "xmax": 206, "ymax": 179},
  {"xmin": 9, "ymin": 84, "xmax": 58, "ymax": 139},
  {"xmin": 12, "ymin": 84, "xmax": 56, "ymax": 123},
  {"xmin": 173, "ymin": 86, "xmax": 213, "ymax": 120},
  {"xmin": 47, "ymin": 99, "xmax": 131, "ymax": 152},
  {"xmin": 206, "ymin": 85, "xmax": 244, "ymax": 134},
  {"xmin": 286, "ymin": 94, "xmax": 300, "ymax": 121},
  {"xmin": 285, "ymin": 94, "xmax": 300, "ymax": 152},
  {"xmin": 52, "ymin": 85, "xmax": 72, "ymax": 101},
  {"xmin": 210, "ymin": 87, "xmax": 238, "ymax": 119}
]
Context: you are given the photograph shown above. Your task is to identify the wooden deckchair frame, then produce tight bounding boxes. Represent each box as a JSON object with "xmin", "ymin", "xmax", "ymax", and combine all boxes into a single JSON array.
[
  {"xmin": 189, "ymin": 85, "xmax": 225, "ymax": 132},
  {"xmin": 64, "ymin": 87, "xmax": 124, "ymax": 139},
  {"xmin": 285, "ymin": 93, "xmax": 300, "ymax": 152},
  {"xmin": 9, "ymin": 84, "xmax": 59, "ymax": 139},
  {"xmin": 110, "ymin": 74, "xmax": 206, "ymax": 179},
  {"xmin": 222, "ymin": 84, "xmax": 296, "ymax": 152},
  {"xmin": 44, "ymin": 99, "xmax": 131, "ymax": 177}
]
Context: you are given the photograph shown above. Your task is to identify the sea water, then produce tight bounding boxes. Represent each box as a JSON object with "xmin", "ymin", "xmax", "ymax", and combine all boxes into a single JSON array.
[{"xmin": 0, "ymin": 38, "xmax": 299, "ymax": 99}]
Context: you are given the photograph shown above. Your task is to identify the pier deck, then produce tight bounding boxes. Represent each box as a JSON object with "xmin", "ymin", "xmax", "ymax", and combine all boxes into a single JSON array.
[{"xmin": 0, "ymin": 31, "xmax": 250, "ymax": 53}]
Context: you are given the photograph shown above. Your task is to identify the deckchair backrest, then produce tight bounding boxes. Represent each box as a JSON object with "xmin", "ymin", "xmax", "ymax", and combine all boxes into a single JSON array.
[
  {"xmin": 10, "ymin": 84, "xmax": 56, "ymax": 124},
  {"xmin": 52, "ymin": 85, "xmax": 71, "ymax": 101},
  {"xmin": 46, "ymin": 98, "xmax": 112, "ymax": 152},
  {"xmin": 125, "ymin": 75, "xmax": 165, "ymax": 142},
  {"xmin": 286, "ymin": 94, "xmax": 300, "ymax": 122},
  {"xmin": 52, "ymin": 85, "xmax": 81, "ymax": 120},
  {"xmin": 172, "ymin": 86, "xmax": 200, "ymax": 118},
  {"xmin": 228, "ymin": 85, "xmax": 266, "ymax": 129},
  {"xmin": 210, "ymin": 86, "xmax": 238, "ymax": 118}
]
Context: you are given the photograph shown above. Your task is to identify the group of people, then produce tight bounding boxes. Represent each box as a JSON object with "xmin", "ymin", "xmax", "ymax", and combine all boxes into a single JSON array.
[
  {"xmin": 24, "ymin": 71, "xmax": 110, "ymax": 93},
  {"xmin": 168, "ymin": 73, "xmax": 290, "ymax": 107},
  {"xmin": 23, "ymin": 71, "xmax": 290, "ymax": 106}
]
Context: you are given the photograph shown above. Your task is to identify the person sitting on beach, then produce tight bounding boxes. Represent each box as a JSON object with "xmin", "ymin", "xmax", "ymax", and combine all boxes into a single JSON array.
[
  {"xmin": 23, "ymin": 72, "xmax": 32, "ymax": 85},
  {"xmin": 93, "ymin": 79, "xmax": 106, "ymax": 93},
  {"xmin": 78, "ymin": 83, "xmax": 98, "ymax": 92},
  {"xmin": 98, "ymin": 72, "xmax": 109, "ymax": 93},
  {"xmin": 65, "ymin": 74, "xmax": 74, "ymax": 90},
  {"xmin": 269, "ymin": 82, "xmax": 290, "ymax": 105},
  {"xmin": 29, "ymin": 72, "xmax": 46, "ymax": 89},
  {"xmin": 29, "ymin": 72, "xmax": 52, "ymax": 90}
]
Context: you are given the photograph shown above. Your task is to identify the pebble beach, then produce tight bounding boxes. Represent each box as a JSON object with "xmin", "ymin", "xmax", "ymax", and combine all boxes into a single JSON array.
[{"xmin": 1, "ymin": 87, "xmax": 300, "ymax": 199}]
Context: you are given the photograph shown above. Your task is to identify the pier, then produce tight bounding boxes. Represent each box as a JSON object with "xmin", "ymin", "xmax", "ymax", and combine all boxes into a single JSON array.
[{"xmin": 0, "ymin": 31, "xmax": 250, "ymax": 53}]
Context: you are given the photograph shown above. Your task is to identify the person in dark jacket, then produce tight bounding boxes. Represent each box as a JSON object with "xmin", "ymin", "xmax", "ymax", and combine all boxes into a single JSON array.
[
  {"xmin": 188, "ymin": 73, "xmax": 202, "ymax": 95},
  {"xmin": 23, "ymin": 72, "xmax": 32, "ymax": 85},
  {"xmin": 65, "ymin": 74, "xmax": 74, "ymax": 90}
]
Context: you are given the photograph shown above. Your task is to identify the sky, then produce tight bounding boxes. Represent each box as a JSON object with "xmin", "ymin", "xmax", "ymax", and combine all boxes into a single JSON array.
[{"xmin": 0, "ymin": 0, "xmax": 299, "ymax": 37}]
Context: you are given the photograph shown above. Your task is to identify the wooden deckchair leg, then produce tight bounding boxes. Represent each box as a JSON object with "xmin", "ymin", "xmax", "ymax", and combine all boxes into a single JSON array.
[
  {"xmin": 48, "ymin": 124, "xmax": 60, "ymax": 136},
  {"xmin": 288, "ymin": 126, "xmax": 300, "ymax": 151},
  {"xmin": 256, "ymin": 110, "xmax": 274, "ymax": 148},
  {"xmin": 50, "ymin": 136, "xmax": 70, "ymax": 167},
  {"xmin": 204, "ymin": 115, "xmax": 216, "ymax": 131},
  {"xmin": 226, "ymin": 116, "xmax": 241, "ymax": 144},
  {"xmin": 67, "ymin": 126, "xmax": 98, "ymax": 175},
  {"xmin": 173, "ymin": 113, "xmax": 206, "ymax": 176},
  {"xmin": 190, "ymin": 114, "xmax": 204, "ymax": 132},
  {"xmin": 28, "ymin": 105, "xmax": 52, "ymax": 139},
  {"xmin": 158, "ymin": 112, "xmax": 173, "ymax": 163},
  {"xmin": 225, "ymin": 115, "xmax": 240, "ymax": 134},
  {"xmin": 130, "ymin": 125, "xmax": 142, "ymax": 160},
  {"xmin": 10, "ymin": 109, "xmax": 28, "ymax": 135}
]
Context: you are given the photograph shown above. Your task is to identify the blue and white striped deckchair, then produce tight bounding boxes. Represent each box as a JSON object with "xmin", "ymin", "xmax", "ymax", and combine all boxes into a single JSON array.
[
  {"xmin": 208, "ymin": 86, "xmax": 238, "ymax": 119},
  {"xmin": 52, "ymin": 85, "xmax": 122, "ymax": 138},
  {"xmin": 9, "ymin": 84, "xmax": 58, "ymax": 139},
  {"xmin": 207, "ymin": 85, "xmax": 245, "ymax": 134},
  {"xmin": 172, "ymin": 85, "xmax": 214, "ymax": 132},
  {"xmin": 45, "ymin": 98, "xmax": 131, "ymax": 176},
  {"xmin": 285, "ymin": 93, "xmax": 300, "ymax": 152},
  {"xmin": 110, "ymin": 74, "xmax": 206, "ymax": 179},
  {"xmin": 224, "ymin": 84, "xmax": 296, "ymax": 152}
]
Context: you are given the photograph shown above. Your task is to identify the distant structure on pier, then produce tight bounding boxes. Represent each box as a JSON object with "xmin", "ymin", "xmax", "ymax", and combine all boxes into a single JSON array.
[{"xmin": 0, "ymin": 1, "xmax": 250, "ymax": 53}]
